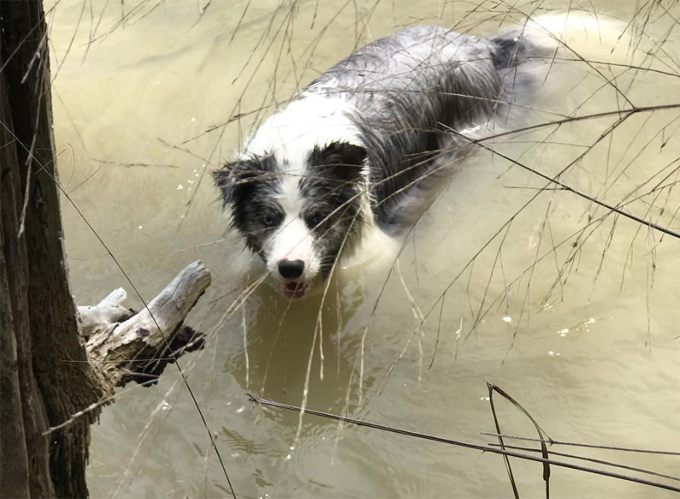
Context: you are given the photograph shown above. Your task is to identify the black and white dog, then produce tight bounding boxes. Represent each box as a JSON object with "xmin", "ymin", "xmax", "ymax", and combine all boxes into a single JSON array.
[{"xmin": 214, "ymin": 14, "xmax": 622, "ymax": 299}]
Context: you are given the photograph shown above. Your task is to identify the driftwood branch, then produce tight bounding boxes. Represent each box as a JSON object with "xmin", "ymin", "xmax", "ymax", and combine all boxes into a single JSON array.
[
  {"xmin": 81, "ymin": 260, "xmax": 210, "ymax": 393},
  {"xmin": 77, "ymin": 288, "xmax": 134, "ymax": 338}
]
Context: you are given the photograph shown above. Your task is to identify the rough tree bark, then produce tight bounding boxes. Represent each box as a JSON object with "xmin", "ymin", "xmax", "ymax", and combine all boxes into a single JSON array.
[{"xmin": 0, "ymin": 2, "xmax": 209, "ymax": 497}]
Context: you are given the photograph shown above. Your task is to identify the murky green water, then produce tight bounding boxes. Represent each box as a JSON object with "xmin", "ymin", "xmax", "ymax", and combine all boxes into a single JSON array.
[{"xmin": 48, "ymin": 0, "xmax": 680, "ymax": 497}]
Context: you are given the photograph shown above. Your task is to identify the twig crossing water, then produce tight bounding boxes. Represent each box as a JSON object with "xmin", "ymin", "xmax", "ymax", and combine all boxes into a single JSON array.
[{"xmin": 248, "ymin": 391, "xmax": 680, "ymax": 495}]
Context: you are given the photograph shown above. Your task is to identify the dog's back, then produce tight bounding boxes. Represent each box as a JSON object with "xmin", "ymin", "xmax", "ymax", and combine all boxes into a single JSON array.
[{"xmin": 303, "ymin": 25, "xmax": 550, "ymax": 226}]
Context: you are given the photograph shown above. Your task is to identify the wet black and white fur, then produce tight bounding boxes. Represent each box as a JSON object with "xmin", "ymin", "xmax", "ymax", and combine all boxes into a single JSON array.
[{"xmin": 214, "ymin": 15, "xmax": 612, "ymax": 299}]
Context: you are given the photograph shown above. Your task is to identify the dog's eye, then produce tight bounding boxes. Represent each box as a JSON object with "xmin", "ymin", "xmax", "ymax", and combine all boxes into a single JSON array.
[
  {"xmin": 308, "ymin": 211, "xmax": 328, "ymax": 228},
  {"xmin": 262, "ymin": 212, "xmax": 279, "ymax": 227}
]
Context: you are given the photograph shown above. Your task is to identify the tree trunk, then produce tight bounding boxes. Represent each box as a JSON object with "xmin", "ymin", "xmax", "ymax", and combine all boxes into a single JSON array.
[
  {"xmin": 0, "ymin": 3, "xmax": 209, "ymax": 497},
  {"xmin": 1, "ymin": 1, "xmax": 101, "ymax": 496}
]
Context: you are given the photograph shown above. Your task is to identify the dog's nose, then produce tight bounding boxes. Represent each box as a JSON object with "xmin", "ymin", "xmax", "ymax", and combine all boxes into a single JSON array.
[{"xmin": 278, "ymin": 259, "xmax": 305, "ymax": 279}]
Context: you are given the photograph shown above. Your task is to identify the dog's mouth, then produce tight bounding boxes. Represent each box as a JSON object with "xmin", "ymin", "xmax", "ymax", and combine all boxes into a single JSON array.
[{"xmin": 282, "ymin": 280, "xmax": 310, "ymax": 299}]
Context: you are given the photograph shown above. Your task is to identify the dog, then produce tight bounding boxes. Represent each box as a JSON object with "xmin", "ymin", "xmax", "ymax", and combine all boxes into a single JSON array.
[{"xmin": 214, "ymin": 14, "xmax": 625, "ymax": 299}]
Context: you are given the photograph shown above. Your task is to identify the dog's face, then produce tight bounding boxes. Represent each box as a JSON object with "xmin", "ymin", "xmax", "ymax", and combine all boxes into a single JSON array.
[{"xmin": 214, "ymin": 141, "xmax": 367, "ymax": 299}]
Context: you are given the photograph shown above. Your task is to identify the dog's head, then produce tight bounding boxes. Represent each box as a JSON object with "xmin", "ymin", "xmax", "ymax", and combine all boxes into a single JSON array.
[{"xmin": 214, "ymin": 141, "xmax": 367, "ymax": 299}]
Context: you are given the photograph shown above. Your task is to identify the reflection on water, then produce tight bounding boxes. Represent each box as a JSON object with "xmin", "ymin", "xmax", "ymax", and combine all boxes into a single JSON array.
[{"xmin": 49, "ymin": 0, "xmax": 680, "ymax": 497}]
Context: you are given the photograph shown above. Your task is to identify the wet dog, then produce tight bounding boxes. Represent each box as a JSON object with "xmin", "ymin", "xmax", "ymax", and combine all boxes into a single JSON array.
[{"xmin": 214, "ymin": 14, "xmax": 620, "ymax": 299}]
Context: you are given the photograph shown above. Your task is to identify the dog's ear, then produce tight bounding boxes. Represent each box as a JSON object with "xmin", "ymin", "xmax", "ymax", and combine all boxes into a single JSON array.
[
  {"xmin": 213, "ymin": 162, "xmax": 239, "ymax": 206},
  {"xmin": 213, "ymin": 160, "xmax": 257, "ymax": 206},
  {"xmin": 311, "ymin": 141, "xmax": 367, "ymax": 182},
  {"xmin": 213, "ymin": 156, "xmax": 275, "ymax": 205}
]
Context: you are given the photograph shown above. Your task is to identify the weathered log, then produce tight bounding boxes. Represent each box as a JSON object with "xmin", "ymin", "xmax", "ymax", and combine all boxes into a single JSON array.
[
  {"xmin": 77, "ymin": 288, "xmax": 134, "ymax": 339},
  {"xmin": 83, "ymin": 261, "xmax": 209, "ymax": 393}
]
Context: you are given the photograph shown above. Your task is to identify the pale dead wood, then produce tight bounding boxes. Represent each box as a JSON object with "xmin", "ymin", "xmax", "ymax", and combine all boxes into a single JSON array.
[
  {"xmin": 83, "ymin": 260, "xmax": 210, "ymax": 392},
  {"xmin": 77, "ymin": 288, "xmax": 134, "ymax": 339}
]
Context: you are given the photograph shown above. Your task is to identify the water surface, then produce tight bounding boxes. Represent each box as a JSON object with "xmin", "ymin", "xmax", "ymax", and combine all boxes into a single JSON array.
[{"xmin": 48, "ymin": 1, "xmax": 680, "ymax": 497}]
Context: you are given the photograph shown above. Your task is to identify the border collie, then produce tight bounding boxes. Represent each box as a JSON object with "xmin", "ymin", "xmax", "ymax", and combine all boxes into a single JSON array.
[{"xmin": 214, "ymin": 14, "xmax": 623, "ymax": 299}]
